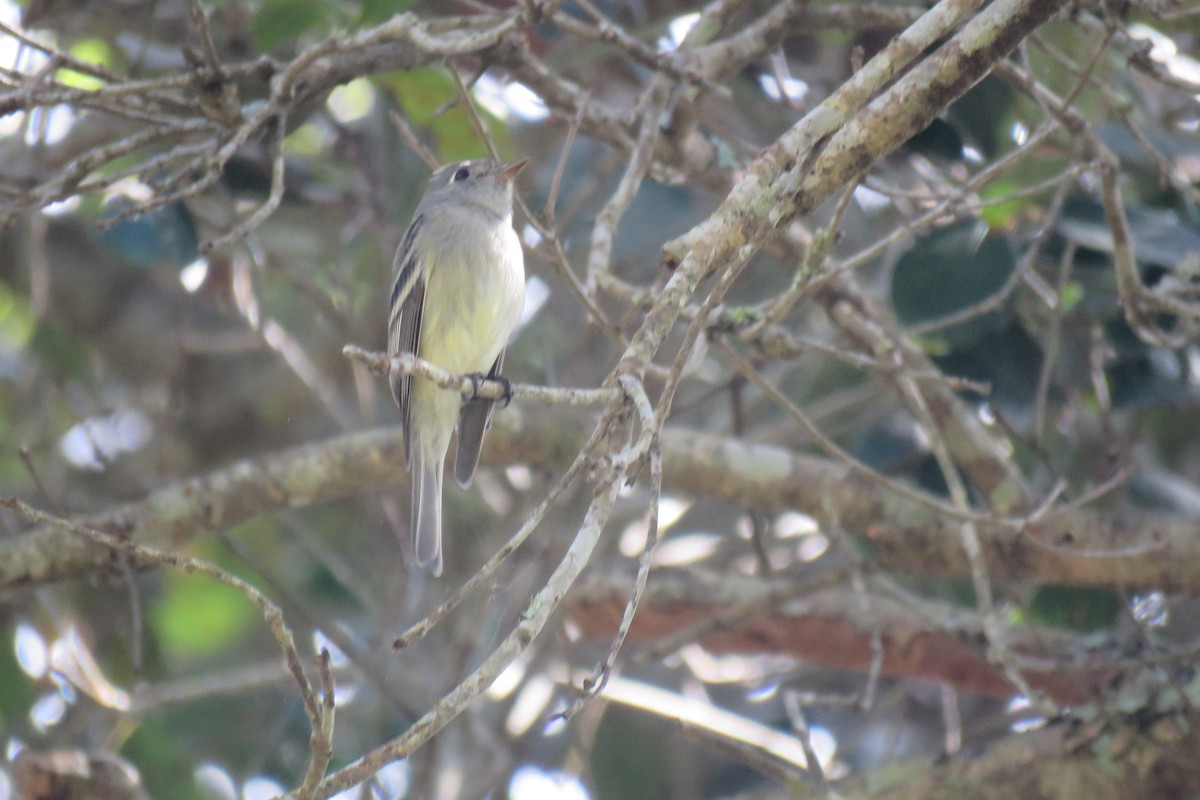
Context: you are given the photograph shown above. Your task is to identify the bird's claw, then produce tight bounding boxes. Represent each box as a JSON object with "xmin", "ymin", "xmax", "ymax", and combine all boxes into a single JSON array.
[
  {"xmin": 465, "ymin": 373, "xmax": 513, "ymax": 407},
  {"xmin": 495, "ymin": 375, "xmax": 513, "ymax": 408}
]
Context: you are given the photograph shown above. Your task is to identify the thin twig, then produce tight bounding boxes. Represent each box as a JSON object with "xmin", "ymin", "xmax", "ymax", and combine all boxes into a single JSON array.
[
  {"xmin": 202, "ymin": 108, "xmax": 290, "ymax": 253},
  {"xmin": 782, "ymin": 692, "xmax": 827, "ymax": 788},
  {"xmin": 314, "ymin": 413, "xmax": 630, "ymax": 799},
  {"xmin": 718, "ymin": 340, "xmax": 997, "ymax": 525},
  {"xmin": 892, "ymin": 355, "xmax": 1055, "ymax": 714},
  {"xmin": 388, "ymin": 110, "xmax": 440, "ymax": 169},
  {"xmin": 393, "ymin": 414, "xmax": 614, "ymax": 649},
  {"xmin": 1033, "ymin": 240, "xmax": 1076, "ymax": 440},
  {"xmin": 0, "ymin": 498, "xmax": 329, "ymax": 792},
  {"xmin": 297, "ymin": 648, "xmax": 336, "ymax": 800},
  {"xmin": 755, "ymin": 181, "xmax": 857, "ymax": 332},
  {"xmin": 344, "ymin": 344, "xmax": 625, "ymax": 407},
  {"xmin": 447, "ymin": 62, "xmax": 619, "ymax": 336},
  {"xmin": 543, "ymin": 90, "xmax": 588, "ymax": 221},
  {"xmin": 557, "ymin": 378, "xmax": 659, "ymax": 719},
  {"xmin": 585, "ymin": 78, "xmax": 672, "ymax": 293}
]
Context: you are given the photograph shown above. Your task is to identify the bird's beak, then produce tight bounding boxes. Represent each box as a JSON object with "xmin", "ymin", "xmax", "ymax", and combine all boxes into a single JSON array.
[{"xmin": 497, "ymin": 158, "xmax": 529, "ymax": 182}]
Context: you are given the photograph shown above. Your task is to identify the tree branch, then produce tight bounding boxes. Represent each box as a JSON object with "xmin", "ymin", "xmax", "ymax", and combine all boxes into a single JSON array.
[{"xmin": 5, "ymin": 419, "xmax": 1199, "ymax": 593}]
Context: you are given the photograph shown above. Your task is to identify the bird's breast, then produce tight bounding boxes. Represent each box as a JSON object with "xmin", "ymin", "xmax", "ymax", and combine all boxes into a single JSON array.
[{"xmin": 417, "ymin": 212, "xmax": 525, "ymax": 375}]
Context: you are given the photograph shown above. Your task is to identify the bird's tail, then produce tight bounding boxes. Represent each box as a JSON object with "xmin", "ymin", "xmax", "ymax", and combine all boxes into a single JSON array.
[{"xmin": 411, "ymin": 458, "xmax": 443, "ymax": 576}]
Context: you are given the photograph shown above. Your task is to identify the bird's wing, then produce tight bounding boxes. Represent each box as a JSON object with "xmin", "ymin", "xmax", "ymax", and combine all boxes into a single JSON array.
[{"xmin": 387, "ymin": 214, "xmax": 426, "ymax": 468}]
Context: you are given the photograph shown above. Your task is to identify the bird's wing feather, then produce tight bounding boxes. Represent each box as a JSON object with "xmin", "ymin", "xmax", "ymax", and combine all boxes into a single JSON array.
[{"xmin": 387, "ymin": 214, "xmax": 427, "ymax": 468}]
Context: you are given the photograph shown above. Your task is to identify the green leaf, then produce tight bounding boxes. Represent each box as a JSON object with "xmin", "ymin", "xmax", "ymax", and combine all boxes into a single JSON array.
[
  {"xmin": 930, "ymin": 319, "xmax": 1043, "ymax": 419},
  {"xmin": 375, "ymin": 68, "xmax": 497, "ymax": 161},
  {"xmin": 0, "ymin": 282, "xmax": 34, "ymax": 345},
  {"xmin": 591, "ymin": 705, "xmax": 671, "ymax": 800},
  {"xmin": 1107, "ymin": 353, "xmax": 1189, "ymax": 410},
  {"xmin": 121, "ymin": 720, "xmax": 209, "ymax": 800},
  {"xmin": 254, "ymin": 0, "xmax": 331, "ymax": 52},
  {"xmin": 945, "ymin": 75, "xmax": 1016, "ymax": 159},
  {"xmin": 979, "ymin": 178, "xmax": 1025, "ymax": 228},
  {"xmin": 891, "ymin": 221, "xmax": 1016, "ymax": 349},
  {"xmin": 356, "ymin": 0, "xmax": 418, "ymax": 28},
  {"xmin": 30, "ymin": 322, "xmax": 91, "ymax": 381},
  {"xmin": 60, "ymin": 38, "xmax": 111, "ymax": 90},
  {"xmin": 379, "ymin": 67, "xmax": 455, "ymax": 126},
  {"xmin": 152, "ymin": 550, "xmax": 258, "ymax": 659},
  {"xmin": 1027, "ymin": 584, "xmax": 1120, "ymax": 633},
  {"xmin": 0, "ymin": 623, "xmax": 37, "ymax": 722},
  {"xmin": 1059, "ymin": 279, "xmax": 1083, "ymax": 312},
  {"xmin": 905, "ymin": 117, "xmax": 964, "ymax": 162}
]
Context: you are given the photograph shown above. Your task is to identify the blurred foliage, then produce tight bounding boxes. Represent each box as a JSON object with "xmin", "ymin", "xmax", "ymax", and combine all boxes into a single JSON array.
[
  {"xmin": 97, "ymin": 199, "xmax": 200, "ymax": 270},
  {"xmin": 121, "ymin": 719, "xmax": 215, "ymax": 800},
  {"xmin": 1027, "ymin": 585, "xmax": 1121, "ymax": 634},
  {"xmin": 375, "ymin": 67, "xmax": 503, "ymax": 161},
  {"xmin": 28, "ymin": 322, "xmax": 92, "ymax": 382},
  {"xmin": 590, "ymin": 705, "xmax": 673, "ymax": 800},
  {"xmin": 356, "ymin": 0, "xmax": 420, "ymax": 30},
  {"xmin": 152, "ymin": 565, "xmax": 258, "ymax": 662},
  {"xmin": 60, "ymin": 38, "xmax": 111, "ymax": 89},
  {"xmin": 891, "ymin": 221, "xmax": 1016, "ymax": 349},
  {"xmin": 253, "ymin": 0, "xmax": 333, "ymax": 52},
  {"xmin": 0, "ymin": 624, "xmax": 36, "ymax": 725}
]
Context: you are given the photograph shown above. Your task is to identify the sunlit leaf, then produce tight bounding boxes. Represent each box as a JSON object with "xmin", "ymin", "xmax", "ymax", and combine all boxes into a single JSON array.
[
  {"xmin": 59, "ymin": 38, "xmax": 111, "ymax": 91},
  {"xmin": 152, "ymin": 549, "xmax": 258, "ymax": 660},
  {"xmin": 979, "ymin": 178, "xmax": 1025, "ymax": 228},
  {"xmin": 375, "ymin": 68, "xmax": 498, "ymax": 161},
  {"xmin": 1059, "ymin": 279, "xmax": 1083, "ymax": 312},
  {"xmin": 283, "ymin": 120, "xmax": 325, "ymax": 156},
  {"xmin": 0, "ymin": 282, "xmax": 35, "ymax": 345}
]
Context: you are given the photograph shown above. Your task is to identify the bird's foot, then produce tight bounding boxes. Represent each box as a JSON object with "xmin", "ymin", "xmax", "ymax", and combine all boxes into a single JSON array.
[{"xmin": 465, "ymin": 372, "xmax": 513, "ymax": 407}]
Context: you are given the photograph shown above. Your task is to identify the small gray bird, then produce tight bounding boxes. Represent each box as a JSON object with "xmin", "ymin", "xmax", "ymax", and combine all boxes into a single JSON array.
[{"xmin": 387, "ymin": 158, "xmax": 527, "ymax": 576}]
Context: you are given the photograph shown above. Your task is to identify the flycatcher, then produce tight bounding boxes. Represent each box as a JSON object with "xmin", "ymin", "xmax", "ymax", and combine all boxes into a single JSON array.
[{"xmin": 387, "ymin": 158, "xmax": 527, "ymax": 576}]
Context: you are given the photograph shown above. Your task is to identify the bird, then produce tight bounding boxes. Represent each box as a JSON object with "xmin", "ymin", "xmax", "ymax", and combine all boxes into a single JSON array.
[{"xmin": 387, "ymin": 158, "xmax": 527, "ymax": 576}]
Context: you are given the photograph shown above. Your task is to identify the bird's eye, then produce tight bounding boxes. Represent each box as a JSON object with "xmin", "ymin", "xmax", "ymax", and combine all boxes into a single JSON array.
[{"xmin": 453, "ymin": 167, "xmax": 470, "ymax": 182}]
